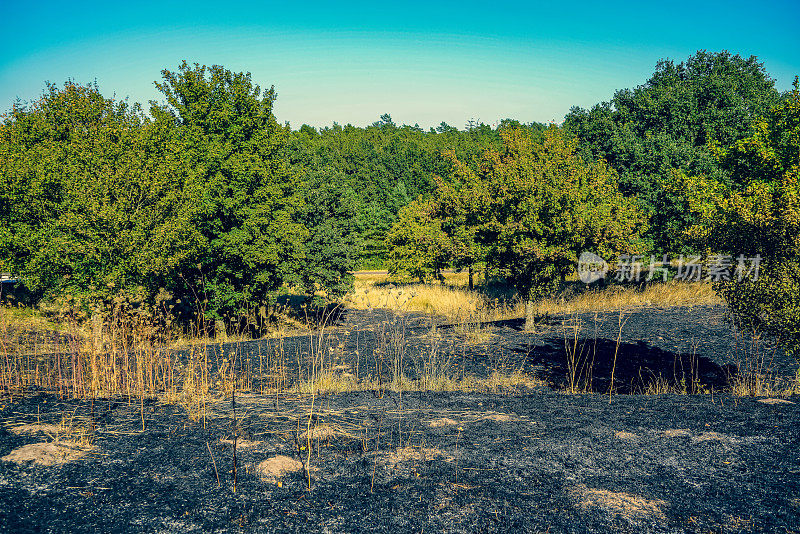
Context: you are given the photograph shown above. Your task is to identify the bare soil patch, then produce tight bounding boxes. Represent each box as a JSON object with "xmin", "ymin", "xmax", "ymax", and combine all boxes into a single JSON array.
[
  {"xmin": 255, "ymin": 455, "xmax": 303, "ymax": 482},
  {"xmin": 571, "ymin": 484, "xmax": 668, "ymax": 522},
  {"xmin": 428, "ymin": 417, "xmax": 459, "ymax": 427},
  {"xmin": 2, "ymin": 441, "xmax": 95, "ymax": 466}
]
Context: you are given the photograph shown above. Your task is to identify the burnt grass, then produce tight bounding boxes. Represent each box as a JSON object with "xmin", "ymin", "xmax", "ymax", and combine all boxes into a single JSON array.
[{"xmin": 1, "ymin": 304, "xmax": 799, "ymax": 533}]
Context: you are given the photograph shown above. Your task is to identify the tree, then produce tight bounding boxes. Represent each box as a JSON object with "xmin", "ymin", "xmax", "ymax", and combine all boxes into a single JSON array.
[
  {"xmin": 150, "ymin": 61, "xmax": 304, "ymax": 320},
  {"xmin": 678, "ymin": 78, "xmax": 800, "ymax": 355},
  {"xmin": 564, "ymin": 50, "xmax": 781, "ymax": 253},
  {"xmin": 0, "ymin": 82, "xmax": 174, "ymax": 306},
  {"xmin": 285, "ymin": 114, "xmax": 511, "ymax": 268},
  {"xmin": 453, "ymin": 126, "xmax": 645, "ymax": 329},
  {"xmin": 0, "ymin": 63, "xmax": 307, "ymax": 327},
  {"xmin": 428, "ymin": 168, "xmax": 485, "ymax": 289},
  {"xmin": 293, "ymin": 169, "xmax": 362, "ymax": 302},
  {"xmin": 386, "ymin": 197, "xmax": 450, "ymax": 282}
]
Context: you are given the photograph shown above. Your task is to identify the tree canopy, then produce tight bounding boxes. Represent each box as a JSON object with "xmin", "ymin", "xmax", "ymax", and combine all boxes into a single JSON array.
[
  {"xmin": 564, "ymin": 50, "xmax": 782, "ymax": 253},
  {"xmin": 678, "ymin": 79, "xmax": 800, "ymax": 353},
  {"xmin": 387, "ymin": 126, "xmax": 645, "ymax": 329}
]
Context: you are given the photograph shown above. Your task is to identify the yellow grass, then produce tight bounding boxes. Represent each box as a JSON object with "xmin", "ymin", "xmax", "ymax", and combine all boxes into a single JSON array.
[
  {"xmin": 345, "ymin": 282, "xmax": 493, "ymax": 320},
  {"xmin": 292, "ymin": 369, "xmax": 543, "ymax": 394},
  {"xmin": 0, "ymin": 304, "xmax": 65, "ymax": 334},
  {"xmin": 353, "ymin": 271, "xmax": 473, "ymax": 286},
  {"xmin": 532, "ymin": 281, "xmax": 721, "ymax": 316},
  {"xmin": 346, "ymin": 277, "xmax": 721, "ymax": 323}
]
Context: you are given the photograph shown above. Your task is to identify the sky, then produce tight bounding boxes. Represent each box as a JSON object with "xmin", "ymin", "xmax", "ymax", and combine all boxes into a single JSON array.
[{"xmin": 1, "ymin": 0, "xmax": 799, "ymax": 130}]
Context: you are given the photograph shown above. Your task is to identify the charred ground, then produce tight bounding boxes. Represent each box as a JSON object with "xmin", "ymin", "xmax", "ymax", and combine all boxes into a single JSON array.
[{"xmin": 1, "ymin": 304, "xmax": 798, "ymax": 533}]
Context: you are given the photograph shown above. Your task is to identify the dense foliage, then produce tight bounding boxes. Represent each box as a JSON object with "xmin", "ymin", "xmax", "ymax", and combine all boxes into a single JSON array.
[
  {"xmin": 564, "ymin": 50, "xmax": 782, "ymax": 253},
  {"xmin": 678, "ymin": 79, "xmax": 800, "ymax": 354},
  {"xmin": 2, "ymin": 51, "xmax": 799, "ymax": 351},
  {"xmin": 286, "ymin": 117, "xmax": 543, "ymax": 267},
  {"xmin": 387, "ymin": 126, "xmax": 645, "ymax": 328},
  {"xmin": 0, "ymin": 63, "xmax": 354, "ymax": 323}
]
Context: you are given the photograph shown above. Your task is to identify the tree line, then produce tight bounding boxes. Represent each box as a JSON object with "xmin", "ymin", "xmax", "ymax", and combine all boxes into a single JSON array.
[{"xmin": 2, "ymin": 52, "xmax": 799, "ymax": 351}]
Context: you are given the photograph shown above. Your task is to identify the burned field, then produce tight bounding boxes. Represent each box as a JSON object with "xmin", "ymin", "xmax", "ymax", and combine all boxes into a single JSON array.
[{"xmin": 1, "ymin": 305, "xmax": 799, "ymax": 533}]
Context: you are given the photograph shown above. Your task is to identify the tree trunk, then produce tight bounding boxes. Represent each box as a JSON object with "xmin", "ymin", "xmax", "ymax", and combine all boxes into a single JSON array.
[
  {"xmin": 468, "ymin": 266, "xmax": 474, "ymax": 290},
  {"xmin": 524, "ymin": 298, "xmax": 535, "ymax": 331}
]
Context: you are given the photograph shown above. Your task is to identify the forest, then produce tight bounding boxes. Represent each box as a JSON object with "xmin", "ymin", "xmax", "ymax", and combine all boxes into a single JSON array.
[{"xmin": 1, "ymin": 50, "xmax": 799, "ymax": 352}]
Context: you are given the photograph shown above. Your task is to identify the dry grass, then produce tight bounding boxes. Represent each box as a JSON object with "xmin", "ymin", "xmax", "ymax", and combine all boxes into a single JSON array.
[
  {"xmin": 479, "ymin": 412, "xmax": 520, "ymax": 422},
  {"xmin": 292, "ymin": 370, "xmax": 542, "ymax": 395},
  {"xmin": 727, "ymin": 330, "xmax": 800, "ymax": 398},
  {"xmin": 662, "ymin": 429, "xmax": 691, "ymax": 438},
  {"xmin": 533, "ymin": 281, "xmax": 721, "ymax": 316},
  {"xmin": 2, "ymin": 411, "xmax": 98, "ymax": 467},
  {"xmin": 428, "ymin": 417, "xmax": 459, "ymax": 427},
  {"xmin": 757, "ymin": 397, "xmax": 795, "ymax": 405},
  {"xmin": 299, "ymin": 424, "xmax": 359, "ymax": 441},
  {"xmin": 6, "ymin": 412, "xmax": 96, "ymax": 446},
  {"xmin": 0, "ymin": 304, "xmax": 66, "ymax": 335},
  {"xmin": 485, "ymin": 369, "xmax": 544, "ymax": 391},
  {"xmin": 1, "ymin": 272, "xmax": 795, "ymax": 406},
  {"xmin": 345, "ymin": 282, "xmax": 506, "ymax": 322},
  {"xmin": 381, "ymin": 446, "xmax": 454, "ymax": 469},
  {"xmin": 8, "ymin": 423, "xmax": 63, "ymax": 436},
  {"xmin": 347, "ymin": 278, "xmax": 721, "ymax": 324}
]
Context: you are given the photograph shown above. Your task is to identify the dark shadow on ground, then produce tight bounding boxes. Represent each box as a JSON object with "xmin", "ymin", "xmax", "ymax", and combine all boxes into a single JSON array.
[{"xmin": 522, "ymin": 338, "xmax": 733, "ymax": 394}]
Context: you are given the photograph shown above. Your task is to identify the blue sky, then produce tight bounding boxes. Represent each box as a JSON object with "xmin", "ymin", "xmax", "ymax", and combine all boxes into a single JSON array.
[{"xmin": 1, "ymin": 0, "xmax": 798, "ymax": 129}]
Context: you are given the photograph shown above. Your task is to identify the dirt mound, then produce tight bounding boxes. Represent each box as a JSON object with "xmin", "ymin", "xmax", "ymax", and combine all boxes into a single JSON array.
[
  {"xmin": 1, "ymin": 441, "xmax": 95, "ymax": 466},
  {"xmin": 571, "ymin": 484, "xmax": 667, "ymax": 522},
  {"xmin": 255, "ymin": 455, "xmax": 303, "ymax": 482}
]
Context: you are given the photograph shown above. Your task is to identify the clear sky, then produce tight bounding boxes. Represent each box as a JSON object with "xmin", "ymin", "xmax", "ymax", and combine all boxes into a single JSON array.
[{"xmin": 1, "ymin": 0, "xmax": 798, "ymax": 129}]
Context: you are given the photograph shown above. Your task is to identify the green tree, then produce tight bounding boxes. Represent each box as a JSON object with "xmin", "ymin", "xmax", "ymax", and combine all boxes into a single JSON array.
[
  {"xmin": 151, "ymin": 61, "xmax": 304, "ymax": 320},
  {"xmin": 678, "ymin": 79, "xmax": 800, "ymax": 355},
  {"xmin": 293, "ymin": 170, "xmax": 362, "ymax": 302},
  {"xmin": 454, "ymin": 126, "xmax": 645, "ymax": 329},
  {"xmin": 386, "ymin": 197, "xmax": 451, "ymax": 282},
  {"xmin": 0, "ymin": 63, "xmax": 307, "ymax": 327},
  {"xmin": 285, "ymin": 115, "xmax": 514, "ymax": 268},
  {"xmin": 0, "ymin": 82, "xmax": 177, "ymax": 306},
  {"xmin": 564, "ymin": 50, "xmax": 781, "ymax": 253}
]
